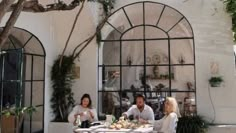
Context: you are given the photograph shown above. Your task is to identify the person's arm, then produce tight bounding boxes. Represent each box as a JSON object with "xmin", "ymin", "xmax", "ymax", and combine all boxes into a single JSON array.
[
  {"xmin": 89, "ymin": 108, "xmax": 98, "ymax": 122},
  {"xmin": 166, "ymin": 113, "xmax": 178, "ymax": 133},
  {"xmin": 153, "ymin": 117, "xmax": 165, "ymax": 131},
  {"xmin": 141, "ymin": 107, "xmax": 155, "ymax": 124},
  {"xmin": 68, "ymin": 106, "xmax": 79, "ymax": 124},
  {"xmin": 122, "ymin": 105, "xmax": 134, "ymax": 119}
]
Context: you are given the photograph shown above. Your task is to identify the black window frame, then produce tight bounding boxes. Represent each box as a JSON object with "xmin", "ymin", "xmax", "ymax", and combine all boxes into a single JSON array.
[
  {"xmin": 0, "ymin": 27, "xmax": 46, "ymax": 133},
  {"xmin": 98, "ymin": 1, "xmax": 196, "ymax": 119}
]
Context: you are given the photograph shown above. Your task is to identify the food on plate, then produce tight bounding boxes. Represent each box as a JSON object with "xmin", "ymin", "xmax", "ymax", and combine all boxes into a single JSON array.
[
  {"xmin": 109, "ymin": 124, "xmax": 115, "ymax": 129},
  {"xmin": 115, "ymin": 124, "xmax": 122, "ymax": 129},
  {"xmin": 107, "ymin": 116, "xmax": 152, "ymax": 130}
]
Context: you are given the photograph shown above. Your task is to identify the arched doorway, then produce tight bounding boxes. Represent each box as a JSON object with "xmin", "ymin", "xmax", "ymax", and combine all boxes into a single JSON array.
[
  {"xmin": 98, "ymin": 1, "xmax": 195, "ymax": 119},
  {"xmin": 0, "ymin": 27, "xmax": 45, "ymax": 133}
]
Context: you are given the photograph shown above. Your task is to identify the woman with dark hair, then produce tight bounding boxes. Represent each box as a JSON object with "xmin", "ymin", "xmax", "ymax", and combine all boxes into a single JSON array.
[{"xmin": 68, "ymin": 94, "xmax": 98, "ymax": 125}]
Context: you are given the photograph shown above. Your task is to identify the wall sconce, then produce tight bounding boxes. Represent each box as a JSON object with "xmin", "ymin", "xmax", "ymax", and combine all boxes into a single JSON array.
[
  {"xmin": 210, "ymin": 61, "xmax": 219, "ymax": 75},
  {"xmin": 178, "ymin": 55, "xmax": 185, "ymax": 64},
  {"xmin": 127, "ymin": 55, "xmax": 132, "ymax": 66}
]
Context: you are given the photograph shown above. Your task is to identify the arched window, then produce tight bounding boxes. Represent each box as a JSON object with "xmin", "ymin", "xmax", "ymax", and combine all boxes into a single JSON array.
[
  {"xmin": 0, "ymin": 27, "xmax": 45, "ymax": 133},
  {"xmin": 98, "ymin": 1, "xmax": 195, "ymax": 119}
]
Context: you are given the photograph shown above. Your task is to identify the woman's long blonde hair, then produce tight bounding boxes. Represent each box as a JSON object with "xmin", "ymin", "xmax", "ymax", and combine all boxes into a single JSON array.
[{"xmin": 165, "ymin": 97, "xmax": 181, "ymax": 118}]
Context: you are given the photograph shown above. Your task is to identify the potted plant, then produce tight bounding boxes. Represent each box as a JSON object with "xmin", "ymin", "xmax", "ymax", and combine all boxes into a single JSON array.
[
  {"xmin": 209, "ymin": 76, "xmax": 223, "ymax": 87},
  {"xmin": 1, "ymin": 106, "xmax": 36, "ymax": 133},
  {"xmin": 177, "ymin": 115, "xmax": 209, "ymax": 133}
]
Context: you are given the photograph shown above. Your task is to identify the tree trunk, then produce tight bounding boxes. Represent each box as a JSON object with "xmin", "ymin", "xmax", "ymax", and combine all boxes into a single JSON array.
[
  {"xmin": 0, "ymin": 0, "xmax": 25, "ymax": 49},
  {"xmin": 0, "ymin": 0, "xmax": 16, "ymax": 23}
]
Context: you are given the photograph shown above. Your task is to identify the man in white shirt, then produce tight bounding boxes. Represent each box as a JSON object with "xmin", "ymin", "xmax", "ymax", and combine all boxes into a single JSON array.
[{"xmin": 123, "ymin": 94, "xmax": 154, "ymax": 123}]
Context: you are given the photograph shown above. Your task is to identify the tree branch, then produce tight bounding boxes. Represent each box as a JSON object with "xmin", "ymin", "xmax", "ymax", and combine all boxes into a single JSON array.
[
  {"xmin": 0, "ymin": 0, "xmax": 16, "ymax": 23},
  {"xmin": 72, "ymin": 36, "xmax": 93, "ymax": 57},
  {"xmin": 59, "ymin": 0, "xmax": 85, "ymax": 67},
  {"xmin": 72, "ymin": 16, "xmax": 108, "ymax": 60},
  {"xmin": 0, "ymin": 0, "xmax": 25, "ymax": 48},
  {"xmin": 9, "ymin": 0, "xmax": 81, "ymax": 13}
]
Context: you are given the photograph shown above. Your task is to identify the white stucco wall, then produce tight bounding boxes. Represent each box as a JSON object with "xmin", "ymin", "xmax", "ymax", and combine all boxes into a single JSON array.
[{"xmin": 1, "ymin": 0, "xmax": 236, "ymax": 133}]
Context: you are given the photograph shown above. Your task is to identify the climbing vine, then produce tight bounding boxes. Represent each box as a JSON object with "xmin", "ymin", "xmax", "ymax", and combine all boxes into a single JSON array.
[
  {"xmin": 98, "ymin": 0, "xmax": 116, "ymax": 16},
  {"xmin": 223, "ymin": 0, "xmax": 236, "ymax": 42},
  {"xmin": 96, "ymin": 0, "xmax": 116, "ymax": 45}
]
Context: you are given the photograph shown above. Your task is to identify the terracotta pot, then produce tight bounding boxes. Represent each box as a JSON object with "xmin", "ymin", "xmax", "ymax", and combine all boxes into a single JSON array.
[{"xmin": 1, "ymin": 115, "xmax": 23, "ymax": 133}]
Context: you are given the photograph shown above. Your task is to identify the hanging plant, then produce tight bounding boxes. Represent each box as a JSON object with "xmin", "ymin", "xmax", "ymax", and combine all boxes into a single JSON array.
[
  {"xmin": 223, "ymin": 0, "xmax": 236, "ymax": 42},
  {"xmin": 51, "ymin": 55, "xmax": 75, "ymax": 122},
  {"xmin": 209, "ymin": 76, "xmax": 223, "ymax": 87}
]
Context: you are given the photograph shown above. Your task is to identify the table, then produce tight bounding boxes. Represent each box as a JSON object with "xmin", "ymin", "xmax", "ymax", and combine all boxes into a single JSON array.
[{"xmin": 74, "ymin": 125, "xmax": 154, "ymax": 133}]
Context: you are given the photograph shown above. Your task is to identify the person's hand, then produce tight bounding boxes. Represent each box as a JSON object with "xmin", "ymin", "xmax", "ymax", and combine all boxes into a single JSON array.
[
  {"xmin": 79, "ymin": 112, "xmax": 84, "ymax": 116},
  {"xmin": 139, "ymin": 118, "xmax": 148, "ymax": 124},
  {"xmin": 74, "ymin": 114, "xmax": 78, "ymax": 119},
  {"xmin": 89, "ymin": 110, "xmax": 94, "ymax": 119},
  {"xmin": 73, "ymin": 114, "xmax": 79, "ymax": 126}
]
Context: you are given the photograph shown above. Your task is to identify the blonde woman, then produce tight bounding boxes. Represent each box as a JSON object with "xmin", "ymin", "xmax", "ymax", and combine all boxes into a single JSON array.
[{"xmin": 153, "ymin": 97, "xmax": 181, "ymax": 133}]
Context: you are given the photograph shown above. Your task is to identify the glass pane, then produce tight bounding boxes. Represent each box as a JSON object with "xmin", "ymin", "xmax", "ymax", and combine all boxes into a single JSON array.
[
  {"xmin": 146, "ymin": 66, "xmax": 170, "ymax": 91},
  {"xmin": 145, "ymin": 3, "xmax": 165, "ymax": 25},
  {"xmin": 146, "ymin": 40, "xmax": 169, "ymax": 65},
  {"xmin": 169, "ymin": 18, "xmax": 193, "ymax": 38},
  {"xmin": 171, "ymin": 66, "xmax": 195, "ymax": 91},
  {"xmin": 158, "ymin": 7, "xmax": 183, "ymax": 32},
  {"xmin": 170, "ymin": 39, "xmax": 194, "ymax": 64},
  {"xmin": 121, "ymin": 41, "xmax": 144, "ymax": 65},
  {"xmin": 101, "ymin": 23, "xmax": 122, "ymax": 40},
  {"xmin": 146, "ymin": 92, "xmax": 166, "ymax": 120},
  {"xmin": 145, "ymin": 26, "xmax": 168, "ymax": 39},
  {"xmin": 24, "ymin": 55, "xmax": 32, "ymax": 80},
  {"xmin": 32, "ymin": 82, "xmax": 44, "ymax": 106},
  {"xmin": 10, "ymin": 28, "xmax": 32, "ymax": 47},
  {"xmin": 23, "ymin": 116, "xmax": 31, "ymax": 133},
  {"xmin": 23, "ymin": 82, "xmax": 31, "ymax": 107},
  {"xmin": 4, "ymin": 52, "xmax": 21, "ymax": 81},
  {"xmin": 33, "ymin": 56, "xmax": 44, "ymax": 80},
  {"xmin": 1, "ymin": 37, "xmax": 16, "ymax": 50},
  {"xmin": 122, "ymin": 26, "xmax": 143, "ymax": 39},
  {"xmin": 99, "ymin": 67, "xmax": 120, "ymax": 91},
  {"xmin": 102, "ymin": 42, "xmax": 120, "ymax": 65},
  {"xmin": 171, "ymin": 92, "xmax": 196, "ymax": 116},
  {"xmin": 122, "ymin": 67, "xmax": 144, "ymax": 90},
  {"xmin": 124, "ymin": 3, "xmax": 144, "ymax": 26},
  {"xmin": 1, "ymin": 82, "xmax": 18, "ymax": 108},
  {"xmin": 98, "ymin": 92, "xmax": 121, "ymax": 119},
  {"xmin": 107, "ymin": 9, "xmax": 131, "ymax": 33},
  {"xmin": 8, "ymin": 35, "xmax": 24, "ymax": 49},
  {"xmin": 31, "ymin": 106, "xmax": 43, "ymax": 133},
  {"xmin": 22, "ymin": 82, "xmax": 31, "ymax": 133},
  {"xmin": 24, "ymin": 37, "xmax": 44, "ymax": 55},
  {"xmin": 121, "ymin": 91, "xmax": 133, "ymax": 115}
]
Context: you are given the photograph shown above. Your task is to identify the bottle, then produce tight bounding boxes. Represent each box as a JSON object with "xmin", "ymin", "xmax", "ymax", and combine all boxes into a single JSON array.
[{"xmin": 76, "ymin": 115, "xmax": 81, "ymax": 127}]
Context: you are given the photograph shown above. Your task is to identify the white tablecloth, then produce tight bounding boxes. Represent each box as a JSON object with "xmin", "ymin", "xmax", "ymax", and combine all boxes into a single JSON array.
[{"xmin": 74, "ymin": 125, "xmax": 153, "ymax": 133}]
